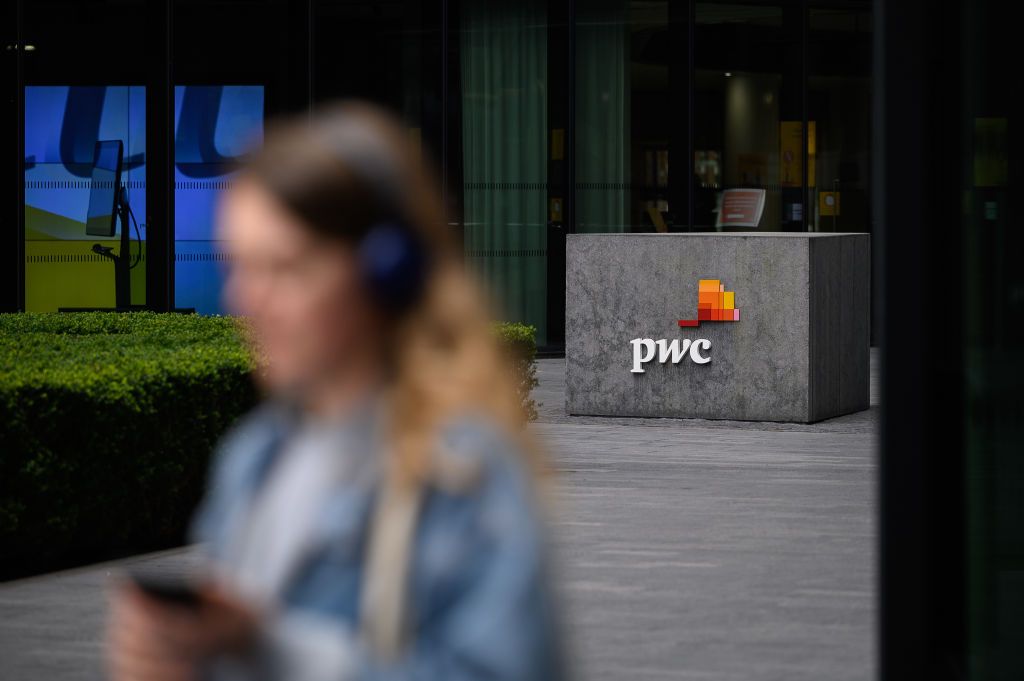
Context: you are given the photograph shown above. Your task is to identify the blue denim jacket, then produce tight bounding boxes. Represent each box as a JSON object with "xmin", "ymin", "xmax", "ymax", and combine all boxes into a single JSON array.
[{"xmin": 187, "ymin": 393, "xmax": 566, "ymax": 681}]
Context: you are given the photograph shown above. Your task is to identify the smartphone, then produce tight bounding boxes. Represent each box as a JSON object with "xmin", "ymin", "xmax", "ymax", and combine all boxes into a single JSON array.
[{"xmin": 129, "ymin": 572, "xmax": 203, "ymax": 609}]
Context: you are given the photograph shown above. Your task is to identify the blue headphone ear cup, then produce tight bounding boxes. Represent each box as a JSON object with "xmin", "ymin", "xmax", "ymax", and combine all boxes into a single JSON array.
[{"xmin": 357, "ymin": 221, "xmax": 429, "ymax": 312}]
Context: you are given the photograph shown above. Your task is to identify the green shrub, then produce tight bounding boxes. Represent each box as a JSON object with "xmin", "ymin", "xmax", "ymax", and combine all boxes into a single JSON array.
[
  {"xmin": 0, "ymin": 312, "xmax": 259, "ymax": 569},
  {"xmin": 0, "ymin": 313, "xmax": 538, "ymax": 572},
  {"xmin": 491, "ymin": 321, "xmax": 540, "ymax": 422}
]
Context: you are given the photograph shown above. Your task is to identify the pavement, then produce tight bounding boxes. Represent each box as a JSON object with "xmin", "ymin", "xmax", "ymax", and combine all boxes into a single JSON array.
[{"xmin": 0, "ymin": 349, "xmax": 878, "ymax": 681}]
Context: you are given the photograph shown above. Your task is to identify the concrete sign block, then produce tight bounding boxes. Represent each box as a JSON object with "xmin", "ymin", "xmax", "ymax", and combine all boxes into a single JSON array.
[{"xmin": 565, "ymin": 232, "xmax": 870, "ymax": 423}]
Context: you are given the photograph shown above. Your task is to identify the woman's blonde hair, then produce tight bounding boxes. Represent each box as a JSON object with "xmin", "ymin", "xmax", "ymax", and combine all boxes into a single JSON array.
[{"xmin": 235, "ymin": 100, "xmax": 548, "ymax": 494}]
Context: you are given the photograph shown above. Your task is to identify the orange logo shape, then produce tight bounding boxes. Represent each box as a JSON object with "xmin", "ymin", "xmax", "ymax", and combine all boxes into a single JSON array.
[{"xmin": 678, "ymin": 279, "xmax": 740, "ymax": 327}]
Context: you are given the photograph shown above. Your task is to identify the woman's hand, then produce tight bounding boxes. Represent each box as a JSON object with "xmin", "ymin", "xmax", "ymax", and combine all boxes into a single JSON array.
[{"xmin": 105, "ymin": 577, "xmax": 261, "ymax": 681}]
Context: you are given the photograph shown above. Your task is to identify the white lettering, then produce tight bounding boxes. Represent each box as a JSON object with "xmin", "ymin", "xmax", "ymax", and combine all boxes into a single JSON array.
[
  {"xmin": 630, "ymin": 338, "xmax": 657, "ymax": 373},
  {"xmin": 689, "ymin": 338, "xmax": 712, "ymax": 364},
  {"xmin": 657, "ymin": 338, "xmax": 691, "ymax": 364},
  {"xmin": 631, "ymin": 337, "xmax": 712, "ymax": 372}
]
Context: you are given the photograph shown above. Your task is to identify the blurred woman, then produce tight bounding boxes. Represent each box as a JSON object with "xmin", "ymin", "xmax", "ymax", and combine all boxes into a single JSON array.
[{"xmin": 105, "ymin": 101, "xmax": 565, "ymax": 681}]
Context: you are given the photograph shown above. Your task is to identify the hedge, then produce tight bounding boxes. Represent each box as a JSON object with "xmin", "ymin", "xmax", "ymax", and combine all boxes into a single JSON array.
[
  {"xmin": 0, "ymin": 312, "xmax": 259, "ymax": 572},
  {"xmin": 491, "ymin": 320, "xmax": 540, "ymax": 422},
  {"xmin": 0, "ymin": 312, "xmax": 537, "ymax": 574}
]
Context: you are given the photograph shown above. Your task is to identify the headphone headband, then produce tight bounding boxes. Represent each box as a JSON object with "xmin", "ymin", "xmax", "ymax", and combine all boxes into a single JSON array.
[
  {"xmin": 319, "ymin": 114, "xmax": 430, "ymax": 314},
  {"xmin": 323, "ymin": 118, "xmax": 407, "ymax": 218}
]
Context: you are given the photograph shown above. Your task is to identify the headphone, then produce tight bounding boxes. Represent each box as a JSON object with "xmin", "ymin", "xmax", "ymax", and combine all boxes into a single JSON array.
[
  {"xmin": 357, "ymin": 219, "xmax": 430, "ymax": 315},
  {"xmin": 326, "ymin": 119, "xmax": 432, "ymax": 315}
]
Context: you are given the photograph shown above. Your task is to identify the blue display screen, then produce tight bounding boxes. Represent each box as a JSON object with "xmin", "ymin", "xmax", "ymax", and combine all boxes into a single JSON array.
[
  {"xmin": 174, "ymin": 85, "xmax": 265, "ymax": 314},
  {"xmin": 24, "ymin": 86, "xmax": 147, "ymax": 311},
  {"xmin": 23, "ymin": 84, "xmax": 264, "ymax": 313},
  {"xmin": 85, "ymin": 140, "xmax": 123, "ymax": 238}
]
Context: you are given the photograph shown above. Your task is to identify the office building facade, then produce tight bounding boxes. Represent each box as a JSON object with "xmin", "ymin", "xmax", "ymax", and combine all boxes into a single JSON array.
[{"xmin": 1, "ymin": 0, "xmax": 873, "ymax": 352}]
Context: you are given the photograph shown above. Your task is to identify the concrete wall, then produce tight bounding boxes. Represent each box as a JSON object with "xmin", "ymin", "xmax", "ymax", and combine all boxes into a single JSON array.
[{"xmin": 565, "ymin": 232, "xmax": 870, "ymax": 423}]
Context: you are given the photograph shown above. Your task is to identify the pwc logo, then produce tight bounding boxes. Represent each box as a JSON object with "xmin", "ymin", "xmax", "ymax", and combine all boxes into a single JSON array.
[
  {"xmin": 679, "ymin": 279, "xmax": 741, "ymax": 326},
  {"xmin": 631, "ymin": 279, "xmax": 740, "ymax": 373}
]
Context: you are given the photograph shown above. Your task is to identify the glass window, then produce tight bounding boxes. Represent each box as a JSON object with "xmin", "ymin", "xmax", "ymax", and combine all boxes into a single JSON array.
[
  {"xmin": 313, "ymin": 0, "xmax": 442, "ymax": 148},
  {"xmin": 575, "ymin": 0, "xmax": 632, "ymax": 233},
  {"xmin": 21, "ymin": 0, "xmax": 149, "ymax": 311},
  {"xmin": 173, "ymin": 85, "xmax": 264, "ymax": 314},
  {"xmin": 172, "ymin": 0, "xmax": 297, "ymax": 314},
  {"xmin": 575, "ymin": 0, "xmax": 691, "ymax": 234},
  {"xmin": 808, "ymin": 6, "xmax": 872, "ymax": 233},
  {"xmin": 23, "ymin": 85, "xmax": 147, "ymax": 311},
  {"xmin": 694, "ymin": 2, "xmax": 802, "ymax": 231},
  {"xmin": 456, "ymin": 0, "xmax": 552, "ymax": 346},
  {"xmin": 961, "ymin": 0, "xmax": 1024, "ymax": 675}
]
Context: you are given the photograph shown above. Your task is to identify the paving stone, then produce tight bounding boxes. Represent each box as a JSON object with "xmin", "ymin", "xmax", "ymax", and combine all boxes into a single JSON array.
[{"xmin": 0, "ymin": 350, "xmax": 877, "ymax": 681}]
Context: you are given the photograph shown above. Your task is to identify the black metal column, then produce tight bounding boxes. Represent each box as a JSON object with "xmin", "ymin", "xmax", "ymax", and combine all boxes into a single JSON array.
[{"xmin": 145, "ymin": 0, "xmax": 173, "ymax": 311}]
